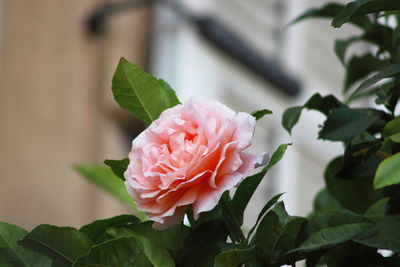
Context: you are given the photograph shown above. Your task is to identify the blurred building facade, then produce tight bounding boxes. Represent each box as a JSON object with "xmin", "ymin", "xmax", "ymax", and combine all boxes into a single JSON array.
[{"xmin": 0, "ymin": 0, "xmax": 353, "ymax": 230}]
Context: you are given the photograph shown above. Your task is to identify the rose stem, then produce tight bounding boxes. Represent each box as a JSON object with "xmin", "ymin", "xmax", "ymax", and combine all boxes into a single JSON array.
[{"xmin": 221, "ymin": 199, "xmax": 247, "ymax": 247}]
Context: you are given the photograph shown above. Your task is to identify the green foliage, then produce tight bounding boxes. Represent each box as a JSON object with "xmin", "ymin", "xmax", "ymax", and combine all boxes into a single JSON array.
[
  {"xmin": 251, "ymin": 109, "xmax": 272, "ymax": 120},
  {"xmin": 281, "ymin": 1, "xmax": 400, "ymax": 265},
  {"xmin": 0, "ymin": 222, "xmax": 51, "ymax": 266},
  {"xmin": 332, "ymin": 0, "xmax": 400, "ymax": 28},
  {"xmin": 255, "ymin": 202, "xmax": 306, "ymax": 266},
  {"xmin": 76, "ymin": 165, "xmax": 132, "ymax": 206},
  {"xmin": 21, "ymin": 225, "xmax": 93, "ymax": 266},
  {"xmin": 112, "ymin": 57, "xmax": 179, "ymax": 125},
  {"xmin": 282, "ymin": 93, "xmax": 342, "ymax": 134},
  {"xmin": 374, "ymin": 152, "xmax": 400, "ymax": 189},
  {"xmin": 229, "ymin": 143, "xmax": 290, "ymax": 226},
  {"xmin": 104, "ymin": 158, "xmax": 129, "ymax": 181},
  {"xmin": 214, "ymin": 246, "xmax": 257, "ymax": 267}
]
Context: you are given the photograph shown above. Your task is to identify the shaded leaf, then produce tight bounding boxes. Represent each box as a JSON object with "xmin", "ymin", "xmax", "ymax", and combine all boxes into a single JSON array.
[
  {"xmin": 344, "ymin": 53, "xmax": 386, "ymax": 92},
  {"xmin": 214, "ymin": 246, "xmax": 257, "ymax": 267},
  {"xmin": 364, "ymin": 198, "xmax": 389, "ymax": 216},
  {"xmin": 325, "ymin": 157, "xmax": 384, "ymax": 214},
  {"xmin": 332, "ymin": 0, "xmax": 400, "ymax": 28},
  {"xmin": 319, "ymin": 107, "xmax": 379, "ymax": 142},
  {"xmin": 22, "ymin": 225, "xmax": 93, "ymax": 266},
  {"xmin": 290, "ymin": 3, "xmax": 370, "ymax": 28},
  {"xmin": 251, "ymin": 109, "xmax": 272, "ymax": 121},
  {"xmin": 247, "ymin": 193, "xmax": 285, "ymax": 240},
  {"xmin": 304, "ymin": 93, "xmax": 343, "ymax": 115},
  {"xmin": 312, "ymin": 189, "xmax": 344, "ymax": 214},
  {"xmin": 374, "ymin": 152, "xmax": 400, "ymax": 189},
  {"xmin": 176, "ymin": 220, "xmax": 228, "ymax": 267},
  {"xmin": 353, "ymin": 216, "xmax": 400, "ymax": 252},
  {"xmin": 352, "ymin": 64, "xmax": 400, "ymax": 96},
  {"xmin": 104, "ymin": 158, "xmax": 129, "ymax": 181},
  {"xmin": 73, "ymin": 237, "xmax": 151, "ymax": 267},
  {"xmin": 282, "ymin": 106, "xmax": 302, "ymax": 134},
  {"xmin": 106, "ymin": 227, "xmax": 175, "ymax": 267},
  {"xmin": 79, "ymin": 215, "xmax": 141, "ymax": 243},
  {"xmin": 255, "ymin": 202, "xmax": 306, "ymax": 264},
  {"xmin": 229, "ymin": 144, "xmax": 290, "ymax": 226},
  {"xmin": 0, "ymin": 222, "xmax": 51, "ymax": 267},
  {"xmin": 112, "ymin": 57, "xmax": 173, "ymax": 125},
  {"xmin": 295, "ymin": 223, "xmax": 372, "ymax": 252},
  {"xmin": 335, "ymin": 37, "xmax": 360, "ymax": 65},
  {"xmin": 124, "ymin": 221, "xmax": 190, "ymax": 252},
  {"xmin": 282, "ymin": 94, "xmax": 343, "ymax": 134}
]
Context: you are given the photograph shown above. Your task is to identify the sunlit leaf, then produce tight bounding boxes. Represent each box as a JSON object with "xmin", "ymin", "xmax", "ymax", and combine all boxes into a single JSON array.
[
  {"xmin": 374, "ymin": 152, "xmax": 400, "ymax": 189},
  {"xmin": 112, "ymin": 58, "xmax": 176, "ymax": 125}
]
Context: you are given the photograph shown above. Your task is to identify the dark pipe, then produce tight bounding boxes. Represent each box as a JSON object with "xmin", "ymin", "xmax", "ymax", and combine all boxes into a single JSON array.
[
  {"xmin": 86, "ymin": 1, "xmax": 302, "ymax": 97},
  {"xmin": 195, "ymin": 17, "xmax": 301, "ymax": 97}
]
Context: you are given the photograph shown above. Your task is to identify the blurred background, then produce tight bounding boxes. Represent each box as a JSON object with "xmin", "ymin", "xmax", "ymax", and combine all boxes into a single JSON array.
[{"xmin": 0, "ymin": 0, "xmax": 360, "ymax": 230}]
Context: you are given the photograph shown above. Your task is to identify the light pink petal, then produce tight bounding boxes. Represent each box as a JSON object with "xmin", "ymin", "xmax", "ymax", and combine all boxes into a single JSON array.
[
  {"xmin": 238, "ymin": 152, "xmax": 269, "ymax": 174},
  {"xmin": 232, "ymin": 112, "xmax": 256, "ymax": 150}
]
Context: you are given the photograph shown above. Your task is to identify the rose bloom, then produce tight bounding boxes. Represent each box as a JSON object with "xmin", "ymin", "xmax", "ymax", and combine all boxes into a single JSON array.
[{"xmin": 125, "ymin": 99, "xmax": 269, "ymax": 229}]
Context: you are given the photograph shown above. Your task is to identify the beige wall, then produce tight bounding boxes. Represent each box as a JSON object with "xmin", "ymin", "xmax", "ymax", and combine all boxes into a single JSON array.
[{"xmin": 0, "ymin": 0, "xmax": 150, "ymax": 229}]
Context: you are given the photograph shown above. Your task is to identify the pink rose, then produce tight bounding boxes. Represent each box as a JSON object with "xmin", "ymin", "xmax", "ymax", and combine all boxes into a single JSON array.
[{"xmin": 124, "ymin": 99, "xmax": 269, "ymax": 229}]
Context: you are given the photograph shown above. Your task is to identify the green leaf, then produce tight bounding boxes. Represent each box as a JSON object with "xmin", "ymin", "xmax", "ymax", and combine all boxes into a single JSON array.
[
  {"xmin": 383, "ymin": 117, "xmax": 400, "ymax": 140},
  {"xmin": 325, "ymin": 157, "xmax": 383, "ymax": 214},
  {"xmin": 214, "ymin": 246, "xmax": 257, "ymax": 267},
  {"xmin": 106, "ymin": 228, "xmax": 175, "ymax": 267},
  {"xmin": 332, "ymin": 0, "xmax": 400, "ymax": 28},
  {"xmin": 229, "ymin": 144, "xmax": 290, "ymax": 226},
  {"xmin": 0, "ymin": 222, "xmax": 51, "ymax": 267},
  {"xmin": 247, "ymin": 193, "xmax": 285, "ymax": 240},
  {"xmin": 346, "ymin": 81, "xmax": 393, "ymax": 103},
  {"xmin": 282, "ymin": 94, "xmax": 343, "ymax": 134},
  {"xmin": 334, "ymin": 37, "xmax": 360, "ymax": 65},
  {"xmin": 104, "ymin": 158, "xmax": 129, "ymax": 181},
  {"xmin": 304, "ymin": 93, "xmax": 343, "ymax": 115},
  {"xmin": 389, "ymin": 133, "xmax": 400, "ymax": 143},
  {"xmin": 374, "ymin": 152, "xmax": 400, "ymax": 189},
  {"xmin": 73, "ymin": 237, "xmax": 152, "ymax": 267},
  {"xmin": 262, "ymin": 143, "xmax": 290, "ymax": 173},
  {"xmin": 124, "ymin": 221, "xmax": 190, "ymax": 252},
  {"xmin": 157, "ymin": 79, "xmax": 181, "ymax": 107},
  {"xmin": 364, "ymin": 198, "xmax": 389, "ymax": 216},
  {"xmin": 76, "ymin": 165, "xmax": 146, "ymax": 219},
  {"xmin": 319, "ymin": 107, "xmax": 378, "ymax": 142},
  {"xmin": 353, "ymin": 216, "xmax": 400, "ymax": 252},
  {"xmin": 296, "ymin": 223, "xmax": 372, "ymax": 252},
  {"xmin": 251, "ymin": 109, "xmax": 272, "ymax": 121},
  {"xmin": 176, "ymin": 220, "xmax": 228, "ymax": 267},
  {"xmin": 112, "ymin": 57, "xmax": 175, "ymax": 125},
  {"xmin": 21, "ymin": 225, "xmax": 93, "ymax": 266},
  {"xmin": 344, "ymin": 53, "xmax": 386, "ymax": 92},
  {"xmin": 255, "ymin": 202, "xmax": 306, "ymax": 264},
  {"xmin": 351, "ymin": 64, "xmax": 400, "ymax": 96},
  {"xmin": 290, "ymin": 3, "xmax": 370, "ymax": 28},
  {"xmin": 312, "ymin": 189, "xmax": 344, "ymax": 214},
  {"xmin": 79, "ymin": 215, "xmax": 141, "ymax": 243},
  {"xmin": 282, "ymin": 106, "xmax": 302, "ymax": 134}
]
